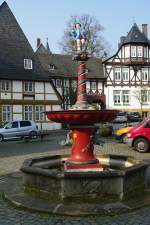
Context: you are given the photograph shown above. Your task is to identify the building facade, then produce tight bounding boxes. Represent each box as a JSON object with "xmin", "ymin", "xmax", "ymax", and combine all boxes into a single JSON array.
[
  {"xmin": 0, "ymin": 2, "xmax": 62, "ymax": 129},
  {"xmin": 103, "ymin": 23, "xmax": 150, "ymax": 117},
  {"xmin": 36, "ymin": 39, "xmax": 106, "ymax": 110}
]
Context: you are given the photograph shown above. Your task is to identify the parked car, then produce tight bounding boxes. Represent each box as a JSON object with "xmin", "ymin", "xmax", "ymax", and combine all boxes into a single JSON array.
[
  {"xmin": 115, "ymin": 126, "xmax": 132, "ymax": 143},
  {"xmin": 0, "ymin": 120, "xmax": 38, "ymax": 142},
  {"xmin": 113, "ymin": 112, "xmax": 128, "ymax": 123},
  {"xmin": 126, "ymin": 117, "xmax": 150, "ymax": 152},
  {"xmin": 127, "ymin": 112, "xmax": 142, "ymax": 122}
]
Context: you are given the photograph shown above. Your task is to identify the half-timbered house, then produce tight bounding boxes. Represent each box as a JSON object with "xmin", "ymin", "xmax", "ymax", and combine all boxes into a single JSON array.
[
  {"xmin": 36, "ymin": 39, "xmax": 106, "ymax": 110},
  {"xmin": 0, "ymin": 2, "xmax": 62, "ymax": 129},
  {"xmin": 103, "ymin": 23, "xmax": 150, "ymax": 117}
]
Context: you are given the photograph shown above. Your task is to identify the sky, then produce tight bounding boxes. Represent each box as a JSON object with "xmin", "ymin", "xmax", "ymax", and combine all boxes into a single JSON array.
[{"xmin": 1, "ymin": 0, "xmax": 150, "ymax": 55}]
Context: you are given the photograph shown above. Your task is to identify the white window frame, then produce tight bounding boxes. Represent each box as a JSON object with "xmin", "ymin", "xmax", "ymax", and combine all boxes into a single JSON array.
[
  {"xmin": 141, "ymin": 68, "xmax": 148, "ymax": 81},
  {"xmin": 141, "ymin": 90, "xmax": 148, "ymax": 104},
  {"xmin": 114, "ymin": 68, "xmax": 121, "ymax": 81},
  {"xmin": 2, "ymin": 105, "xmax": 12, "ymax": 122},
  {"xmin": 35, "ymin": 105, "xmax": 44, "ymax": 121},
  {"xmin": 131, "ymin": 46, "xmax": 136, "ymax": 57},
  {"xmin": 56, "ymin": 79, "xmax": 62, "ymax": 88},
  {"xmin": 24, "ymin": 105, "xmax": 33, "ymax": 120},
  {"xmin": 24, "ymin": 59, "xmax": 33, "ymax": 70},
  {"xmin": 122, "ymin": 68, "xmax": 129, "ymax": 81},
  {"xmin": 91, "ymin": 81, "xmax": 97, "ymax": 90},
  {"xmin": 1, "ymin": 80, "xmax": 10, "ymax": 92},
  {"xmin": 122, "ymin": 90, "xmax": 130, "ymax": 105},
  {"xmin": 24, "ymin": 81, "xmax": 33, "ymax": 92},
  {"xmin": 113, "ymin": 90, "xmax": 121, "ymax": 105},
  {"xmin": 137, "ymin": 46, "xmax": 143, "ymax": 57}
]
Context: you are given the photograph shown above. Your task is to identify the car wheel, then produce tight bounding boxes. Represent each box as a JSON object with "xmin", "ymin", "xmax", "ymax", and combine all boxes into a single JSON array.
[
  {"xmin": 121, "ymin": 133, "xmax": 127, "ymax": 143},
  {"xmin": 133, "ymin": 138, "xmax": 149, "ymax": 153},
  {"xmin": 29, "ymin": 131, "xmax": 38, "ymax": 139},
  {"xmin": 0, "ymin": 134, "xmax": 4, "ymax": 142}
]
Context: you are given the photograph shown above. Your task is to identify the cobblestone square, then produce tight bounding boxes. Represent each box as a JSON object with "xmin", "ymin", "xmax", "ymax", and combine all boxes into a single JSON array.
[{"xmin": 0, "ymin": 133, "xmax": 150, "ymax": 224}]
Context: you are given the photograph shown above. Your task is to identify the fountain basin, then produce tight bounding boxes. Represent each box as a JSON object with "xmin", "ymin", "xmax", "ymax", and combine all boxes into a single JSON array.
[
  {"xmin": 45, "ymin": 110, "xmax": 118, "ymax": 125},
  {"xmin": 21, "ymin": 155, "xmax": 148, "ymax": 202}
]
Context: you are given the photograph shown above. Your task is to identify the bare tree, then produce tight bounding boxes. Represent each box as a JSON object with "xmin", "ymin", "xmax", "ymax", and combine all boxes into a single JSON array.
[
  {"xmin": 58, "ymin": 14, "xmax": 110, "ymax": 58},
  {"xmin": 132, "ymin": 86, "xmax": 148, "ymax": 115}
]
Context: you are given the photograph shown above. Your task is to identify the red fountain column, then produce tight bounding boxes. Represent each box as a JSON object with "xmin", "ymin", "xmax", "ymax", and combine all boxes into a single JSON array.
[{"xmin": 76, "ymin": 61, "xmax": 87, "ymax": 104}]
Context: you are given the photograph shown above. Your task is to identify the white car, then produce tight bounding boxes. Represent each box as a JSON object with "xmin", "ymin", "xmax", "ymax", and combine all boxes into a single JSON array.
[{"xmin": 0, "ymin": 120, "xmax": 38, "ymax": 142}]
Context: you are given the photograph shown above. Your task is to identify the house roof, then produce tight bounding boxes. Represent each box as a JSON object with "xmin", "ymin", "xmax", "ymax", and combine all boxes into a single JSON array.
[
  {"xmin": 0, "ymin": 1, "xmax": 55, "ymax": 82},
  {"xmin": 120, "ymin": 23, "xmax": 150, "ymax": 46},
  {"xmin": 36, "ymin": 45, "xmax": 105, "ymax": 80}
]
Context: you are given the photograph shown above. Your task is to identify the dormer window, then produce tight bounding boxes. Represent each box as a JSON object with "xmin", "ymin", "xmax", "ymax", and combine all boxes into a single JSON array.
[
  {"xmin": 48, "ymin": 64, "xmax": 55, "ymax": 71},
  {"xmin": 24, "ymin": 59, "xmax": 33, "ymax": 70}
]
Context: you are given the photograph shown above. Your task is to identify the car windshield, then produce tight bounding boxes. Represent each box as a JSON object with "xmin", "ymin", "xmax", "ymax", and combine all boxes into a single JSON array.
[{"xmin": 4, "ymin": 122, "xmax": 12, "ymax": 129}]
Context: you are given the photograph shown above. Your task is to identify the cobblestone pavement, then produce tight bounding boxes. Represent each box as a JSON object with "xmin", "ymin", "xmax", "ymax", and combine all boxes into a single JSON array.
[{"xmin": 1, "ymin": 134, "xmax": 150, "ymax": 224}]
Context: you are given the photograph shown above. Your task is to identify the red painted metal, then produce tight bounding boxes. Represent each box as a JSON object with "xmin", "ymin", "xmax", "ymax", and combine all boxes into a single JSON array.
[
  {"xmin": 46, "ymin": 110, "xmax": 118, "ymax": 167},
  {"xmin": 45, "ymin": 110, "xmax": 118, "ymax": 125}
]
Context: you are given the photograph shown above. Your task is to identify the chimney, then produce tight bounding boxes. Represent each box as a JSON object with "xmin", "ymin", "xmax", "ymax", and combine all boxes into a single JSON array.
[
  {"xmin": 142, "ymin": 24, "xmax": 148, "ymax": 37},
  {"xmin": 36, "ymin": 38, "xmax": 41, "ymax": 49}
]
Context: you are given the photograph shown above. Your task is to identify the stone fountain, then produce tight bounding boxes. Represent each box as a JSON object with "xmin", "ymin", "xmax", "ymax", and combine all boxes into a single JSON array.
[{"xmin": 4, "ymin": 24, "xmax": 149, "ymax": 216}]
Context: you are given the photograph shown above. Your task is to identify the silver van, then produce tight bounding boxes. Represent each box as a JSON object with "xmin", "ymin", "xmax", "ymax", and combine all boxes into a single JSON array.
[{"xmin": 0, "ymin": 120, "xmax": 38, "ymax": 142}]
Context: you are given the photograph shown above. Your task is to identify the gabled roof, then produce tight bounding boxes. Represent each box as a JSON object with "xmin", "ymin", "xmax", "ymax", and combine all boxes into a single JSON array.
[
  {"xmin": 0, "ymin": 1, "xmax": 55, "ymax": 81},
  {"xmin": 36, "ymin": 48, "xmax": 104, "ymax": 80},
  {"xmin": 120, "ymin": 23, "xmax": 150, "ymax": 46}
]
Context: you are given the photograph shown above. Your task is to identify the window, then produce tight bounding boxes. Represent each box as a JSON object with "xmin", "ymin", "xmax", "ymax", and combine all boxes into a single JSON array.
[
  {"xmin": 24, "ymin": 81, "xmax": 33, "ymax": 92},
  {"xmin": 1, "ymin": 80, "xmax": 10, "ymax": 92},
  {"xmin": 24, "ymin": 59, "xmax": 33, "ymax": 69},
  {"xmin": 91, "ymin": 81, "xmax": 96, "ymax": 90},
  {"xmin": 71, "ymin": 80, "xmax": 77, "ymax": 92},
  {"xmin": 114, "ymin": 68, "xmax": 121, "ymax": 81},
  {"xmin": 20, "ymin": 121, "xmax": 31, "ymax": 127},
  {"xmin": 137, "ymin": 46, "xmax": 142, "ymax": 57},
  {"xmin": 2, "ymin": 105, "xmax": 12, "ymax": 122},
  {"xmin": 35, "ymin": 106, "xmax": 44, "ymax": 121},
  {"xmin": 113, "ymin": 90, "xmax": 121, "ymax": 104},
  {"xmin": 56, "ymin": 79, "xmax": 62, "ymax": 88},
  {"xmin": 48, "ymin": 64, "xmax": 55, "ymax": 71},
  {"xmin": 122, "ymin": 68, "xmax": 129, "ymax": 81},
  {"xmin": 24, "ymin": 105, "xmax": 33, "ymax": 120},
  {"xmin": 141, "ymin": 90, "xmax": 148, "ymax": 104},
  {"xmin": 141, "ymin": 68, "xmax": 148, "ymax": 81},
  {"xmin": 63, "ymin": 80, "xmax": 68, "ymax": 87},
  {"xmin": 131, "ymin": 46, "xmax": 136, "ymax": 57},
  {"xmin": 122, "ymin": 90, "xmax": 130, "ymax": 104}
]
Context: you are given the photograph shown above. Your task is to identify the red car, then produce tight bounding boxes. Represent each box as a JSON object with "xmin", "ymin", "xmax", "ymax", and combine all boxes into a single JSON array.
[{"xmin": 126, "ymin": 117, "xmax": 150, "ymax": 153}]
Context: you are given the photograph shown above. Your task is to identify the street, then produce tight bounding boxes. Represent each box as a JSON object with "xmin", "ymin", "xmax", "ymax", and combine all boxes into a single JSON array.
[{"xmin": 0, "ymin": 133, "xmax": 150, "ymax": 224}]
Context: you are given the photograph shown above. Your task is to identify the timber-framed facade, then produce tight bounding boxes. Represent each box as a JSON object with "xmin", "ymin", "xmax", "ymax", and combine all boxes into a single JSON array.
[
  {"xmin": 103, "ymin": 23, "xmax": 150, "ymax": 117},
  {"xmin": 0, "ymin": 2, "xmax": 62, "ymax": 129}
]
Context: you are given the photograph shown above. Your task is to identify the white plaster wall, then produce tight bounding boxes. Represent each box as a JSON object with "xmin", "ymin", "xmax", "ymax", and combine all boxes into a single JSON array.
[
  {"xmin": 13, "ymin": 114, "xmax": 22, "ymax": 121},
  {"xmin": 45, "ymin": 94, "xmax": 58, "ymax": 100},
  {"xmin": 13, "ymin": 93, "xmax": 22, "ymax": 99},
  {"xmin": 35, "ymin": 94, "xmax": 44, "ymax": 100},
  {"xmin": 45, "ymin": 105, "xmax": 51, "ymax": 111},
  {"xmin": 1, "ymin": 93, "xmax": 11, "ymax": 99},
  {"xmin": 98, "ymin": 82, "xmax": 102, "ymax": 89},
  {"xmin": 41, "ymin": 122, "xmax": 61, "ymax": 130},
  {"xmin": 12, "ymin": 81, "xmax": 22, "ymax": 92},
  {"xmin": 13, "ymin": 105, "xmax": 22, "ymax": 113},
  {"xmin": 45, "ymin": 83, "xmax": 55, "ymax": 93},
  {"xmin": 35, "ymin": 82, "xmax": 44, "ymax": 93},
  {"xmin": 105, "ymin": 86, "xmax": 150, "ymax": 111},
  {"xmin": 52, "ymin": 105, "xmax": 61, "ymax": 110}
]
